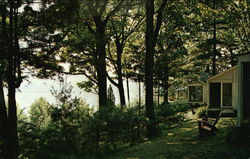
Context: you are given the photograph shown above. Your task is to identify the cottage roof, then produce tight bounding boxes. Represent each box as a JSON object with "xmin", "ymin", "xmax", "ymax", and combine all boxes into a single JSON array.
[{"xmin": 207, "ymin": 66, "xmax": 238, "ymax": 82}]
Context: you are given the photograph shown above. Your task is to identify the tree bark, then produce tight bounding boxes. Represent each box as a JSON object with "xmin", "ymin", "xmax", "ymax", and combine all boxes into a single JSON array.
[
  {"xmin": 163, "ymin": 80, "xmax": 169, "ymax": 104},
  {"xmin": 126, "ymin": 73, "xmax": 130, "ymax": 107},
  {"xmin": 212, "ymin": 6, "xmax": 217, "ymax": 76},
  {"xmin": 7, "ymin": 79, "xmax": 18, "ymax": 159},
  {"xmin": 163, "ymin": 67, "xmax": 169, "ymax": 104},
  {"xmin": 86, "ymin": 1, "xmax": 125, "ymax": 108},
  {"xmin": 6, "ymin": 2, "xmax": 19, "ymax": 158},
  {"xmin": 145, "ymin": 0, "xmax": 156, "ymax": 138},
  {"xmin": 96, "ymin": 23, "xmax": 107, "ymax": 108},
  {"xmin": 145, "ymin": 0, "xmax": 167, "ymax": 138},
  {"xmin": 116, "ymin": 40, "xmax": 126, "ymax": 106},
  {"xmin": 0, "ymin": 78, "xmax": 8, "ymax": 159}
]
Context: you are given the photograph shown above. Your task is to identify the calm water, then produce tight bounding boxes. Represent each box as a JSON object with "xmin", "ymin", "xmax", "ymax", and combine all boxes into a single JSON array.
[{"xmin": 14, "ymin": 75, "xmax": 144, "ymax": 111}]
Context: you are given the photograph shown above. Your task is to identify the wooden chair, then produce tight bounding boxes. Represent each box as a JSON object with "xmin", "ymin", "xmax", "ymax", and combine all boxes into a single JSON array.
[{"xmin": 198, "ymin": 109, "xmax": 224, "ymax": 136}]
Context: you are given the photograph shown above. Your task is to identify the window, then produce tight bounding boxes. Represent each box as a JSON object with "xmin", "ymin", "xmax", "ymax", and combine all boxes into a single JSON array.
[
  {"xmin": 189, "ymin": 86, "xmax": 203, "ymax": 102},
  {"xmin": 223, "ymin": 83, "xmax": 232, "ymax": 106}
]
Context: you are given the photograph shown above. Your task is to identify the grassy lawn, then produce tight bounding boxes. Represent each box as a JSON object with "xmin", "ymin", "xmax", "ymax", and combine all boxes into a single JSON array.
[{"xmin": 105, "ymin": 118, "xmax": 250, "ymax": 159}]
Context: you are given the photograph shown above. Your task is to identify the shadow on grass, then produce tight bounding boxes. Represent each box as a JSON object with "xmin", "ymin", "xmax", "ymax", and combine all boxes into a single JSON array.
[{"xmin": 106, "ymin": 119, "xmax": 250, "ymax": 159}]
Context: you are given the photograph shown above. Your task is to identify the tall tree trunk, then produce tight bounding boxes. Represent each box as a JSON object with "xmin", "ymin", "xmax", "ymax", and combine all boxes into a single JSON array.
[
  {"xmin": 96, "ymin": 24, "xmax": 107, "ymax": 108},
  {"xmin": 126, "ymin": 73, "xmax": 130, "ymax": 107},
  {"xmin": 212, "ymin": 8, "xmax": 217, "ymax": 76},
  {"xmin": 163, "ymin": 76, "xmax": 169, "ymax": 104},
  {"xmin": 118, "ymin": 83, "xmax": 126, "ymax": 106},
  {"xmin": 7, "ymin": 1, "xmax": 18, "ymax": 158},
  {"xmin": 116, "ymin": 40, "xmax": 126, "ymax": 106},
  {"xmin": 7, "ymin": 79, "xmax": 18, "ymax": 159},
  {"xmin": 0, "ymin": 4, "xmax": 8, "ymax": 156},
  {"xmin": 145, "ymin": 0, "xmax": 167, "ymax": 137},
  {"xmin": 0, "ymin": 78, "xmax": 8, "ymax": 159},
  {"xmin": 145, "ymin": 0, "xmax": 156, "ymax": 138}
]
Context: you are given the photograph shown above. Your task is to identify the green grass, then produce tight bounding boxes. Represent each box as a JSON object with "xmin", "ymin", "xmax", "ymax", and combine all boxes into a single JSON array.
[{"xmin": 103, "ymin": 118, "xmax": 250, "ymax": 159}]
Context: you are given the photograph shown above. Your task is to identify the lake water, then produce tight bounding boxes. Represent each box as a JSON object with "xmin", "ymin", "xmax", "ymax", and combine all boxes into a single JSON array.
[{"xmin": 14, "ymin": 75, "xmax": 144, "ymax": 111}]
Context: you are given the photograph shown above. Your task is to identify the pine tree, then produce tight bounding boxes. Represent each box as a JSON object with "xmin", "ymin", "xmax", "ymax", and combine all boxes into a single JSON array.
[{"xmin": 107, "ymin": 85, "xmax": 115, "ymax": 106}]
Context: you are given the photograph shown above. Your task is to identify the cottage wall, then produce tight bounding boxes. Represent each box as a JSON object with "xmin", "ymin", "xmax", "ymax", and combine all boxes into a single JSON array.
[
  {"xmin": 207, "ymin": 66, "xmax": 238, "ymax": 108},
  {"xmin": 233, "ymin": 67, "xmax": 238, "ymax": 109}
]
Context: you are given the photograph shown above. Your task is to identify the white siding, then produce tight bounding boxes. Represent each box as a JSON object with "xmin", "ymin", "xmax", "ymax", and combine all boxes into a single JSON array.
[
  {"xmin": 233, "ymin": 67, "xmax": 238, "ymax": 109},
  {"xmin": 207, "ymin": 66, "xmax": 238, "ymax": 108},
  {"xmin": 209, "ymin": 69, "xmax": 234, "ymax": 83}
]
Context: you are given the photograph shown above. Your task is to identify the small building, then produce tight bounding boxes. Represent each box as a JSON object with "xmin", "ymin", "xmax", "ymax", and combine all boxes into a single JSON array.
[
  {"xmin": 188, "ymin": 53, "xmax": 250, "ymax": 126},
  {"xmin": 237, "ymin": 53, "xmax": 250, "ymax": 126},
  {"xmin": 207, "ymin": 66, "xmax": 238, "ymax": 110},
  {"xmin": 188, "ymin": 83, "xmax": 207, "ymax": 104}
]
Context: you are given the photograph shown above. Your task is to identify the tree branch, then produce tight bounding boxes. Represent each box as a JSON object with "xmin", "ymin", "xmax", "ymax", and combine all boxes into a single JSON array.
[
  {"xmin": 154, "ymin": 0, "xmax": 168, "ymax": 42},
  {"xmin": 104, "ymin": 0, "xmax": 125, "ymax": 25},
  {"xmin": 107, "ymin": 41, "xmax": 119, "ymax": 74},
  {"xmin": 106, "ymin": 71, "xmax": 119, "ymax": 87}
]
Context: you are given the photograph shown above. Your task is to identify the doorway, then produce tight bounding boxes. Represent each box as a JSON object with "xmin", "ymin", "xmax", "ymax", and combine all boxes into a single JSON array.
[
  {"xmin": 210, "ymin": 83, "xmax": 221, "ymax": 108},
  {"xmin": 243, "ymin": 62, "xmax": 250, "ymax": 119}
]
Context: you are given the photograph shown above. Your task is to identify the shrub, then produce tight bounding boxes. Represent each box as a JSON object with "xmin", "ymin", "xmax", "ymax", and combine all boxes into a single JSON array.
[
  {"xmin": 88, "ymin": 106, "xmax": 146, "ymax": 152},
  {"xmin": 197, "ymin": 107, "xmax": 207, "ymax": 118},
  {"xmin": 155, "ymin": 101, "xmax": 190, "ymax": 126},
  {"xmin": 227, "ymin": 120, "xmax": 250, "ymax": 147}
]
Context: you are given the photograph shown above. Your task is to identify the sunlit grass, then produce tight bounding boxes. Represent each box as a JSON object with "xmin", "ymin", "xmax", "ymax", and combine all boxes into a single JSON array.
[{"xmin": 105, "ymin": 118, "xmax": 250, "ymax": 159}]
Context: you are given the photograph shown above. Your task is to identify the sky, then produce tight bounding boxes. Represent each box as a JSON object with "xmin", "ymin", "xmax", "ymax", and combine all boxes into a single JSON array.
[{"xmin": 11, "ymin": 75, "xmax": 144, "ymax": 112}]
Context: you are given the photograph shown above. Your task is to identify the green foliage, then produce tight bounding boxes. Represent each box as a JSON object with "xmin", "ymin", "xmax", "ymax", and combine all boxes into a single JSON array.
[
  {"xmin": 77, "ymin": 81, "xmax": 97, "ymax": 94},
  {"xmin": 29, "ymin": 97, "xmax": 50, "ymax": 128},
  {"xmin": 155, "ymin": 101, "xmax": 190, "ymax": 126},
  {"xmin": 86, "ymin": 106, "xmax": 146, "ymax": 152},
  {"xmin": 18, "ymin": 83, "xmax": 147, "ymax": 159},
  {"xmin": 107, "ymin": 85, "xmax": 115, "ymax": 106}
]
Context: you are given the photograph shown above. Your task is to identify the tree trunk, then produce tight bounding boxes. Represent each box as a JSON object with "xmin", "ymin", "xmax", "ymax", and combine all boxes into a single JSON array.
[
  {"xmin": 118, "ymin": 82, "xmax": 126, "ymax": 106},
  {"xmin": 116, "ymin": 40, "xmax": 126, "ymax": 106},
  {"xmin": 212, "ymin": 12, "xmax": 217, "ymax": 76},
  {"xmin": 96, "ymin": 24, "xmax": 107, "ymax": 108},
  {"xmin": 126, "ymin": 74, "xmax": 130, "ymax": 107},
  {"xmin": 163, "ymin": 76, "xmax": 169, "ymax": 104},
  {"xmin": 145, "ymin": 0, "xmax": 157, "ymax": 138},
  {"xmin": 7, "ymin": 79, "xmax": 18, "ymax": 159},
  {"xmin": 6, "ymin": 1, "xmax": 18, "ymax": 158},
  {"xmin": 0, "ymin": 78, "xmax": 8, "ymax": 159}
]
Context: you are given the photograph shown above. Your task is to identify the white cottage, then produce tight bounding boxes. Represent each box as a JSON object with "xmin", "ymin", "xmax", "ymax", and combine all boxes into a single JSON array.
[
  {"xmin": 207, "ymin": 66, "xmax": 238, "ymax": 110},
  {"xmin": 188, "ymin": 53, "xmax": 250, "ymax": 126},
  {"xmin": 237, "ymin": 53, "xmax": 250, "ymax": 126}
]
